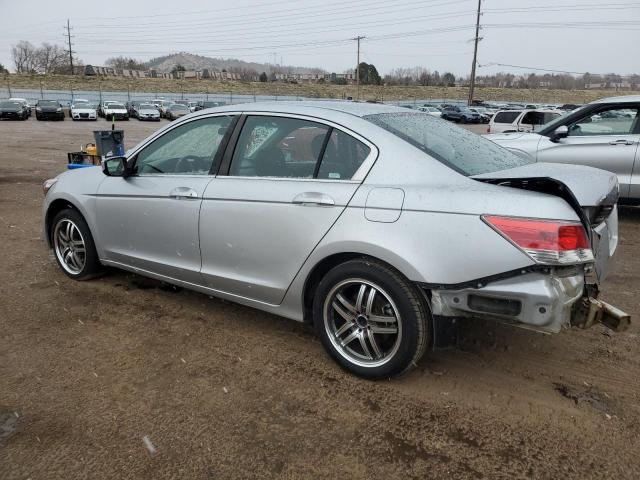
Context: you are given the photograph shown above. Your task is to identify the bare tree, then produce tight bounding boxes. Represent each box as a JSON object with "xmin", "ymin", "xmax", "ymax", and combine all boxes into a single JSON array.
[
  {"xmin": 11, "ymin": 41, "xmax": 38, "ymax": 74},
  {"xmin": 35, "ymin": 43, "xmax": 67, "ymax": 74}
]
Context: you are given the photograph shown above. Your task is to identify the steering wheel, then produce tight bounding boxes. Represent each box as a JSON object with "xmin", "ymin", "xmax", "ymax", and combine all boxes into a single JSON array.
[{"xmin": 175, "ymin": 155, "xmax": 203, "ymax": 173}]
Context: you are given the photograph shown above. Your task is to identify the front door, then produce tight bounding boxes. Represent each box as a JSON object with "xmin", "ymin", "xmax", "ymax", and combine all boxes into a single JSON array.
[
  {"xmin": 537, "ymin": 105, "xmax": 640, "ymax": 199},
  {"xmin": 199, "ymin": 114, "xmax": 375, "ymax": 304},
  {"xmin": 96, "ymin": 114, "xmax": 235, "ymax": 283}
]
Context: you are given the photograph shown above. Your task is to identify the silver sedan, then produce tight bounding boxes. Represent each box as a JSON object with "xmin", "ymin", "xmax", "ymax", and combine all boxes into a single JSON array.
[
  {"xmin": 42, "ymin": 102, "xmax": 629, "ymax": 378},
  {"xmin": 486, "ymin": 95, "xmax": 640, "ymax": 203}
]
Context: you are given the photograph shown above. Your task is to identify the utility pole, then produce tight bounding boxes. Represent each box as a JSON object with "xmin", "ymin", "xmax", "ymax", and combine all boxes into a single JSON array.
[
  {"xmin": 65, "ymin": 19, "xmax": 74, "ymax": 75},
  {"xmin": 467, "ymin": 0, "xmax": 482, "ymax": 106},
  {"xmin": 352, "ymin": 36, "xmax": 365, "ymax": 101}
]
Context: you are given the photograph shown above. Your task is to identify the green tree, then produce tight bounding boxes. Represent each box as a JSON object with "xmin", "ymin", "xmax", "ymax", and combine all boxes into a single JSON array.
[
  {"xmin": 259, "ymin": 71, "xmax": 268, "ymax": 82},
  {"xmin": 357, "ymin": 62, "xmax": 382, "ymax": 85},
  {"xmin": 0, "ymin": 63, "xmax": 8, "ymax": 74},
  {"xmin": 171, "ymin": 63, "xmax": 186, "ymax": 74},
  {"xmin": 442, "ymin": 72, "xmax": 456, "ymax": 87}
]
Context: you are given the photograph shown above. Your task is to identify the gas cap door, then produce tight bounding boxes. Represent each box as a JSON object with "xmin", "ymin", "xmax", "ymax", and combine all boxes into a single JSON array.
[{"xmin": 364, "ymin": 187, "xmax": 405, "ymax": 223}]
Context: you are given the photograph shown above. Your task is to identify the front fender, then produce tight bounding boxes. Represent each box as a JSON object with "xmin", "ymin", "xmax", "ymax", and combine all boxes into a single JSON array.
[{"xmin": 43, "ymin": 167, "xmax": 105, "ymax": 252}]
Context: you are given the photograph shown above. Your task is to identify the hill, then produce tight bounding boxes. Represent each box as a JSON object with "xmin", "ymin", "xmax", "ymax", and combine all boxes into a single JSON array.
[{"xmin": 145, "ymin": 52, "xmax": 325, "ymax": 75}]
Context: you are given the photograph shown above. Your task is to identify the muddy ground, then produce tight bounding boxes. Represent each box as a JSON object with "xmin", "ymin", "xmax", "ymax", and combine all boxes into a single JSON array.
[{"xmin": 0, "ymin": 115, "xmax": 639, "ymax": 479}]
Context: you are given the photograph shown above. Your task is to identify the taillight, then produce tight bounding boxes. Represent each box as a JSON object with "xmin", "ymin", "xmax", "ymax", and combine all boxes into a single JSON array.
[{"xmin": 482, "ymin": 215, "xmax": 593, "ymax": 265}]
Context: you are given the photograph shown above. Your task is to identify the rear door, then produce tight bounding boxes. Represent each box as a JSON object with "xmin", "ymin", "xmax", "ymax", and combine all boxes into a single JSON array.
[
  {"xmin": 199, "ymin": 113, "xmax": 376, "ymax": 304},
  {"xmin": 96, "ymin": 114, "xmax": 236, "ymax": 283},
  {"xmin": 536, "ymin": 105, "xmax": 640, "ymax": 199}
]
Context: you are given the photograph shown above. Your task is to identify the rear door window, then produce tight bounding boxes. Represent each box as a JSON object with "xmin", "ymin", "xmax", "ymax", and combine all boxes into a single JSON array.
[
  {"xmin": 229, "ymin": 116, "xmax": 329, "ymax": 178},
  {"xmin": 316, "ymin": 129, "xmax": 370, "ymax": 180},
  {"xmin": 493, "ymin": 111, "xmax": 520, "ymax": 124}
]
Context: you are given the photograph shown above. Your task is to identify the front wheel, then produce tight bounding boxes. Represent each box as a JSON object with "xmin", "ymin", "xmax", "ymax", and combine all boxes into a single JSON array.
[
  {"xmin": 313, "ymin": 258, "xmax": 430, "ymax": 379},
  {"xmin": 51, "ymin": 209, "xmax": 102, "ymax": 280}
]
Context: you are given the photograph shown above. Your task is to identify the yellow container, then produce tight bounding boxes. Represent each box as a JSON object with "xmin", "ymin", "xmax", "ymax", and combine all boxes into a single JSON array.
[{"xmin": 85, "ymin": 143, "xmax": 97, "ymax": 156}]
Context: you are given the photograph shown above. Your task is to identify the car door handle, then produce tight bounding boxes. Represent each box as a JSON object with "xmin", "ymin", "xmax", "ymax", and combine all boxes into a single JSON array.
[
  {"xmin": 609, "ymin": 139, "xmax": 634, "ymax": 145},
  {"xmin": 292, "ymin": 192, "xmax": 335, "ymax": 206},
  {"xmin": 169, "ymin": 187, "xmax": 199, "ymax": 199}
]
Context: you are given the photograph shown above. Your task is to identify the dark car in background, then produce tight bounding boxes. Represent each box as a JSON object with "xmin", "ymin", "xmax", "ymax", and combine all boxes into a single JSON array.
[
  {"xmin": 440, "ymin": 105, "xmax": 482, "ymax": 123},
  {"xmin": 0, "ymin": 100, "xmax": 29, "ymax": 120},
  {"xmin": 126, "ymin": 100, "xmax": 142, "ymax": 118},
  {"xmin": 165, "ymin": 103, "xmax": 190, "ymax": 120},
  {"xmin": 35, "ymin": 100, "xmax": 65, "ymax": 121},
  {"xmin": 8, "ymin": 97, "xmax": 31, "ymax": 117},
  {"xmin": 194, "ymin": 100, "xmax": 226, "ymax": 111}
]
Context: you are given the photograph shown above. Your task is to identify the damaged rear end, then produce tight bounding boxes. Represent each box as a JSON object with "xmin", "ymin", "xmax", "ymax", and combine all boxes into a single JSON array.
[{"xmin": 431, "ymin": 162, "xmax": 630, "ymax": 335}]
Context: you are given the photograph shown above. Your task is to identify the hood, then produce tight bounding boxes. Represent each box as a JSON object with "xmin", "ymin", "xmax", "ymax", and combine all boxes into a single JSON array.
[
  {"xmin": 72, "ymin": 107, "xmax": 96, "ymax": 113},
  {"xmin": 473, "ymin": 162, "xmax": 618, "ymax": 207},
  {"xmin": 485, "ymin": 132, "xmax": 539, "ymax": 142},
  {"xmin": 0, "ymin": 106, "xmax": 21, "ymax": 112},
  {"xmin": 38, "ymin": 105, "xmax": 61, "ymax": 112},
  {"xmin": 105, "ymin": 107, "xmax": 127, "ymax": 112}
]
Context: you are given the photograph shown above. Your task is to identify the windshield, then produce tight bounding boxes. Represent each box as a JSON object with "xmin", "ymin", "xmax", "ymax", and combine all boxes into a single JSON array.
[
  {"xmin": 139, "ymin": 104, "xmax": 155, "ymax": 109},
  {"xmin": 38, "ymin": 100, "xmax": 58, "ymax": 106},
  {"xmin": 74, "ymin": 103, "xmax": 95, "ymax": 108},
  {"xmin": 108, "ymin": 103, "xmax": 125, "ymax": 109},
  {"xmin": 0, "ymin": 101, "xmax": 20, "ymax": 108},
  {"xmin": 171, "ymin": 105, "xmax": 189, "ymax": 111},
  {"xmin": 364, "ymin": 112, "xmax": 533, "ymax": 176}
]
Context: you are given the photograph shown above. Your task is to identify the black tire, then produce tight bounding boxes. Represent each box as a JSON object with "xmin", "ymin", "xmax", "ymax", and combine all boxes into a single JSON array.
[
  {"xmin": 50, "ymin": 208, "xmax": 102, "ymax": 280},
  {"xmin": 313, "ymin": 258, "xmax": 430, "ymax": 379}
]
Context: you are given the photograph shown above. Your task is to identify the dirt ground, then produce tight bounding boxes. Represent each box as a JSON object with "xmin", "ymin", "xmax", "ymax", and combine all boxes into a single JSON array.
[{"xmin": 0, "ymin": 115, "xmax": 639, "ymax": 480}]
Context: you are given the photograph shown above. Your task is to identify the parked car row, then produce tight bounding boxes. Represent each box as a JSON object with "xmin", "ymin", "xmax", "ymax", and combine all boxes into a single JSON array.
[{"xmin": 0, "ymin": 97, "xmax": 230, "ymax": 122}]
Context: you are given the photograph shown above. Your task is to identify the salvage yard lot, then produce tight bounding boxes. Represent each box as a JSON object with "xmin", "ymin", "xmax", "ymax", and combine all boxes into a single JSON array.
[{"xmin": 1, "ymin": 117, "xmax": 639, "ymax": 479}]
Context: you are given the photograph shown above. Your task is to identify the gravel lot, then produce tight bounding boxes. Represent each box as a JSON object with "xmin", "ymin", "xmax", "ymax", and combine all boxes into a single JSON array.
[{"xmin": 0, "ymin": 115, "xmax": 639, "ymax": 479}]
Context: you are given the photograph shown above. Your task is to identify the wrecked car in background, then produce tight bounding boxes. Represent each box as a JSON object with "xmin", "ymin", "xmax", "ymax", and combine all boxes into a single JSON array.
[{"xmin": 42, "ymin": 102, "xmax": 629, "ymax": 379}]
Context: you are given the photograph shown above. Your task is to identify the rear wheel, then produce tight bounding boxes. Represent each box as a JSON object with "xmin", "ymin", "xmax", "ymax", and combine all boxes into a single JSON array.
[
  {"xmin": 51, "ymin": 209, "xmax": 102, "ymax": 280},
  {"xmin": 313, "ymin": 258, "xmax": 430, "ymax": 379}
]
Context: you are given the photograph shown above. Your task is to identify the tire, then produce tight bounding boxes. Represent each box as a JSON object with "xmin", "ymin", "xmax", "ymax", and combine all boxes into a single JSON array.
[
  {"xmin": 313, "ymin": 258, "xmax": 430, "ymax": 379},
  {"xmin": 50, "ymin": 208, "xmax": 102, "ymax": 280}
]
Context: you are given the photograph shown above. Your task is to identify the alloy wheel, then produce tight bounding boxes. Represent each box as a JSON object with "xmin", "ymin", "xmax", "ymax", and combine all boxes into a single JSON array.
[
  {"xmin": 53, "ymin": 219, "xmax": 86, "ymax": 275},
  {"xmin": 323, "ymin": 279, "xmax": 402, "ymax": 368}
]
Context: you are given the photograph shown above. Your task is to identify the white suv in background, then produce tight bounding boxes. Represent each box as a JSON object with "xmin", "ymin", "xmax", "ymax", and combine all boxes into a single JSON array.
[{"xmin": 487, "ymin": 109, "xmax": 562, "ymax": 134}]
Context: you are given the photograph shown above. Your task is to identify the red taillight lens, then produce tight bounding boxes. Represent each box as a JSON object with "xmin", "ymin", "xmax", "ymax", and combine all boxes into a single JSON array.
[{"xmin": 483, "ymin": 215, "xmax": 593, "ymax": 265}]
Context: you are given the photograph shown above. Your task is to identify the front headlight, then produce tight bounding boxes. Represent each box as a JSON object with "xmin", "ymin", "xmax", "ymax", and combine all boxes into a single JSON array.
[
  {"xmin": 42, "ymin": 178, "xmax": 58, "ymax": 195},
  {"xmin": 56, "ymin": 107, "xmax": 62, "ymax": 112},
  {"xmin": 36, "ymin": 107, "xmax": 42, "ymax": 112}
]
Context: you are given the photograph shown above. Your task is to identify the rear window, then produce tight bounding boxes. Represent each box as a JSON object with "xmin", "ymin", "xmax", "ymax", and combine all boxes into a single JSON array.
[
  {"xmin": 493, "ymin": 111, "xmax": 521, "ymax": 124},
  {"xmin": 364, "ymin": 112, "xmax": 533, "ymax": 176}
]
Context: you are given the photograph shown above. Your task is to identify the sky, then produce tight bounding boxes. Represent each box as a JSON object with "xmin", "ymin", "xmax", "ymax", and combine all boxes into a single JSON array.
[{"xmin": 0, "ymin": 0, "xmax": 638, "ymax": 77}]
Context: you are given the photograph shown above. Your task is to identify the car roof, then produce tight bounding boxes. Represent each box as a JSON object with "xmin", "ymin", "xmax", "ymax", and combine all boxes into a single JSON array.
[
  {"xmin": 591, "ymin": 95, "xmax": 640, "ymax": 104},
  {"xmin": 196, "ymin": 101, "xmax": 408, "ymax": 118}
]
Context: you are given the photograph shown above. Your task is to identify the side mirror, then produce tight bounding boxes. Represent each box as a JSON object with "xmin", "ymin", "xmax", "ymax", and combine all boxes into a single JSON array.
[
  {"xmin": 549, "ymin": 125, "xmax": 569, "ymax": 143},
  {"xmin": 102, "ymin": 156, "xmax": 128, "ymax": 177}
]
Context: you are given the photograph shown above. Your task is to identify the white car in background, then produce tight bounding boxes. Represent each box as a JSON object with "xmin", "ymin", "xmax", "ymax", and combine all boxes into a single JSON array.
[
  {"xmin": 70, "ymin": 102, "xmax": 97, "ymax": 121},
  {"xmin": 487, "ymin": 109, "xmax": 562, "ymax": 134},
  {"xmin": 417, "ymin": 106, "xmax": 442, "ymax": 117},
  {"xmin": 103, "ymin": 102, "xmax": 129, "ymax": 120}
]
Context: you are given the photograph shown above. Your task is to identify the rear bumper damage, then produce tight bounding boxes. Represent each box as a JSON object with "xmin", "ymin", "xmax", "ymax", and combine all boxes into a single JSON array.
[{"xmin": 430, "ymin": 268, "xmax": 629, "ymax": 334}]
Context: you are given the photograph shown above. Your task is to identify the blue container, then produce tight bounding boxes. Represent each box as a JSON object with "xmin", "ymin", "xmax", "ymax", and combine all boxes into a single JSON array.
[{"xmin": 67, "ymin": 164, "xmax": 97, "ymax": 170}]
